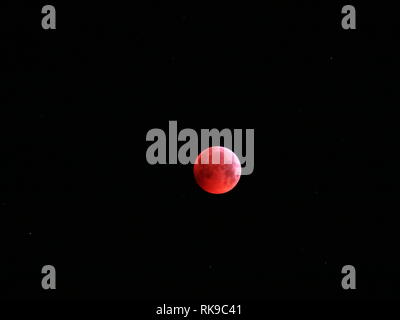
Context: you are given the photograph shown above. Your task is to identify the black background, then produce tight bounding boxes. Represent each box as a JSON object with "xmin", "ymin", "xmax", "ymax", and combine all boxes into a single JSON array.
[{"xmin": 1, "ymin": 1, "xmax": 399, "ymax": 301}]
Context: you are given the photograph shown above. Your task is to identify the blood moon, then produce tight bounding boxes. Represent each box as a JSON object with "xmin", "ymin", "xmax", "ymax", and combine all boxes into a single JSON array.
[{"xmin": 193, "ymin": 146, "xmax": 241, "ymax": 194}]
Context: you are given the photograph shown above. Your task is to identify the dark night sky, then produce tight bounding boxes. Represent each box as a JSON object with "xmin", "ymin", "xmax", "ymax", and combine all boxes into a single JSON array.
[{"xmin": 1, "ymin": 1, "xmax": 400, "ymax": 302}]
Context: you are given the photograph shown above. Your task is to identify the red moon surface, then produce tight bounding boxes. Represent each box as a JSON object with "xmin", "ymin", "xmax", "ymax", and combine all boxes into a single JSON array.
[{"xmin": 193, "ymin": 146, "xmax": 242, "ymax": 194}]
